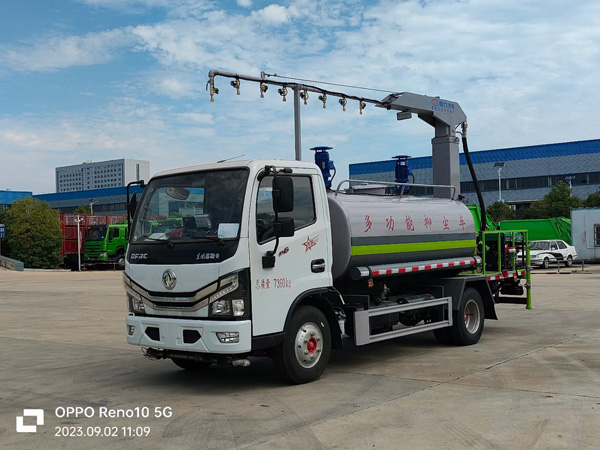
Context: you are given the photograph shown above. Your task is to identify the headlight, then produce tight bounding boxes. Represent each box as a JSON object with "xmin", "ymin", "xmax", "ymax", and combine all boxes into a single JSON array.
[
  {"xmin": 208, "ymin": 271, "xmax": 249, "ymax": 318},
  {"xmin": 211, "ymin": 300, "xmax": 232, "ymax": 316},
  {"xmin": 124, "ymin": 279, "xmax": 145, "ymax": 313}
]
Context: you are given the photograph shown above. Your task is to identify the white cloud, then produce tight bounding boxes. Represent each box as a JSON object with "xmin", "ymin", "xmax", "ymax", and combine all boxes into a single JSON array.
[
  {"xmin": 0, "ymin": 29, "xmax": 136, "ymax": 72},
  {"xmin": 237, "ymin": 0, "xmax": 252, "ymax": 7},
  {"xmin": 251, "ymin": 4, "xmax": 289, "ymax": 24}
]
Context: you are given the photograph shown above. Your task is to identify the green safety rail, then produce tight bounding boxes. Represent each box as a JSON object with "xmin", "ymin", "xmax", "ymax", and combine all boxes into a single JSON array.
[{"xmin": 480, "ymin": 229, "xmax": 531, "ymax": 310}]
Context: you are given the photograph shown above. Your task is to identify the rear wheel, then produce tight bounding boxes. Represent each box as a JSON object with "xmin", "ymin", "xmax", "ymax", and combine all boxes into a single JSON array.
[
  {"xmin": 449, "ymin": 288, "xmax": 485, "ymax": 346},
  {"xmin": 172, "ymin": 358, "xmax": 212, "ymax": 370},
  {"xmin": 274, "ymin": 305, "xmax": 331, "ymax": 384},
  {"xmin": 566, "ymin": 255, "xmax": 573, "ymax": 267}
]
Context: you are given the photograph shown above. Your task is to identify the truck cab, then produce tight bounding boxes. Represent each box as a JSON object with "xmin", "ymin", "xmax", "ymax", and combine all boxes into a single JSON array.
[
  {"xmin": 125, "ymin": 160, "xmax": 335, "ymax": 382},
  {"xmin": 84, "ymin": 223, "xmax": 128, "ymax": 268}
]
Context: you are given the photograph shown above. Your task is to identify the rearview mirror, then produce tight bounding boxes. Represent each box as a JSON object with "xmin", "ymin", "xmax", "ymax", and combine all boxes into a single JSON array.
[
  {"xmin": 274, "ymin": 217, "xmax": 295, "ymax": 238},
  {"xmin": 166, "ymin": 187, "xmax": 190, "ymax": 200},
  {"xmin": 128, "ymin": 193, "xmax": 138, "ymax": 218},
  {"xmin": 273, "ymin": 176, "xmax": 294, "ymax": 213}
]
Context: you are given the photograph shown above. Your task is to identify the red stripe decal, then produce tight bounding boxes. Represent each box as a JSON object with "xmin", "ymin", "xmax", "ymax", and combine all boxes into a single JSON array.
[
  {"xmin": 399, "ymin": 268, "xmax": 406, "ymax": 273},
  {"xmin": 425, "ymin": 265, "xmax": 432, "ymax": 270},
  {"xmin": 448, "ymin": 262, "xmax": 454, "ymax": 267},
  {"xmin": 412, "ymin": 266, "xmax": 419, "ymax": 271},
  {"xmin": 372, "ymin": 270, "xmax": 379, "ymax": 276},
  {"xmin": 386, "ymin": 269, "xmax": 392, "ymax": 275}
]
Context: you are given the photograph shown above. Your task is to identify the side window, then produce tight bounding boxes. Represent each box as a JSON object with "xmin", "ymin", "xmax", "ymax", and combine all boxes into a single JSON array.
[
  {"xmin": 557, "ymin": 241, "xmax": 567, "ymax": 249},
  {"xmin": 109, "ymin": 228, "xmax": 118, "ymax": 240},
  {"xmin": 256, "ymin": 175, "xmax": 316, "ymax": 243},
  {"xmin": 550, "ymin": 241, "xmax": 558, "ymax": 251},
  {"xmin": 594, "ymin": 225, "xmax": 600, "ymax": 247}
]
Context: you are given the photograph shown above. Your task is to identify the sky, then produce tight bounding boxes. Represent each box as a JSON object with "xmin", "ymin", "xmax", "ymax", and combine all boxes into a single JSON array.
[{"xmin": 1, "ymin": 0, "xmax": 599, "ymax": 194}]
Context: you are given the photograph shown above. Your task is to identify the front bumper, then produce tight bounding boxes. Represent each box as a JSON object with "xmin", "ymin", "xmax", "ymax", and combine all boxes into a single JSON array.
[{"xmin": 126, "ymin": 315, "xmax": 251, "ymax": 354}]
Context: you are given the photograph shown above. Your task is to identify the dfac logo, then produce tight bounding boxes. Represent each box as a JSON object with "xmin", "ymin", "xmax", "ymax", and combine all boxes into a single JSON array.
[
  {"xmin": 162, "ymin": 269, "xmax": 177, "ymax": 290},
  {"xmin": 16, "ymin": 409, "xmax": 44, "ymax": 433}
]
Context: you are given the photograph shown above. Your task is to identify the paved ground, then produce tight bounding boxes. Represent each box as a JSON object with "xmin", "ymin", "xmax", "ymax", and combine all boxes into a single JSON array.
[{"xmin": 1, "ymin": 266, "xmax": 599, "ymax": 449}]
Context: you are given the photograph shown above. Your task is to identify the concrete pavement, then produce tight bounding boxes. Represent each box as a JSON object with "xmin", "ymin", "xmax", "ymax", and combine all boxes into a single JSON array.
[{"xmin": 1, "ymin": 267, "xmax": 599, "ymax": 449}]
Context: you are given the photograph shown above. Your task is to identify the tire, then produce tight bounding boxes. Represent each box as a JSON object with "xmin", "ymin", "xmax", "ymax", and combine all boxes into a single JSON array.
[
  {"xmin": 448, "ymin": 288, "xmax": 485, "ymax": 346},
  {"xmin": 542, "ymin": 257, "xmax": 550, "ymax": 269},
  {"xmin": 274, "ymin": 305, "xmax": 331, "ymax": 384},
  {"xmin": 172, "ymin": 358, "xmax": 212, "ymax": 370},
  {"xmin": 566, "ymin": 255, "xmax": 573, "ymax": 267},
  {"xmin": 117, "ymin": 254, "xmax": 125, "ymax": 268}
]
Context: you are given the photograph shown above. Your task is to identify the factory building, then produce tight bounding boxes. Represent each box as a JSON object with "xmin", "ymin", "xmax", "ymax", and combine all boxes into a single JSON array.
[
  {"xmin": 55, "ymin": 159, "xmax": 149, "ymax": 193},
  {"xmin": 349, "ymin": 139, "xmax": 600, "ymax": 210}
]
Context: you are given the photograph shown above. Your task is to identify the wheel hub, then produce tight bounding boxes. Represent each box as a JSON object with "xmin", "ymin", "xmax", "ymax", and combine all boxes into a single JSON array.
[
  {"xmin": 464, "ymin": 299, "xmax": 481, "ymax": 334},
  {"xmin": 294, "ymin": 322, "xmax": 323, "ymax": 368}
]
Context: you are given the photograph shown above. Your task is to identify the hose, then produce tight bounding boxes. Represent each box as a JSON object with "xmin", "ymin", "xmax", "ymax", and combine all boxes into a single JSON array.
[{"xmin": 460, "ymin": 128, "xmax": 487, "ymax": 234}]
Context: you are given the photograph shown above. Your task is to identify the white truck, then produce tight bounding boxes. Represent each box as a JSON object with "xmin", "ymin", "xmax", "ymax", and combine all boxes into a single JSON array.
[{"xmin": 123, "ymin": 73, "xmax": 530, "ymax": 383}]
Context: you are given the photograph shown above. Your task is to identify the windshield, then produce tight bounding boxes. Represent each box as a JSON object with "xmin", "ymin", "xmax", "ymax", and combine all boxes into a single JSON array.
[
  {"xmin": 530, "ymin": 241, "xmax": 550, "ymax": 250},
  {"xmin": 131, "ymin": 169, "xmax": 249, "ymax": 243},
  {"xmin": 85, "ymin": 226, "xmax": 107, "ymax": 241}
]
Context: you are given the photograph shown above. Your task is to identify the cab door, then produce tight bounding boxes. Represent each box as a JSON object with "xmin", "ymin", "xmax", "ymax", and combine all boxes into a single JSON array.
[{"xmin": 249, "ymin": 168, "xmax": 332, "ymax": 337}]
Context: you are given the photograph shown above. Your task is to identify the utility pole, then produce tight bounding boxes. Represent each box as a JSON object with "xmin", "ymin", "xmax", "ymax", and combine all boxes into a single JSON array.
[{"xmin": 75, "ymin": 215, "xmax": 84, "ymax": 271}]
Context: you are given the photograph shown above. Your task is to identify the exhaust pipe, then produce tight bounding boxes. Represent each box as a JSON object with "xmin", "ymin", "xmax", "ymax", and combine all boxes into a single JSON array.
[{"xmin": 231, "ymin": 358, "xmax": 251, "ymax": 367}]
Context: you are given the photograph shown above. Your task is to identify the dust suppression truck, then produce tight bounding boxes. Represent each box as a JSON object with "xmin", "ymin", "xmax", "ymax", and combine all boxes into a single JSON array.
[{"xmin": 123, "ymin": 71, "xmax": 531, "ymax": 384}]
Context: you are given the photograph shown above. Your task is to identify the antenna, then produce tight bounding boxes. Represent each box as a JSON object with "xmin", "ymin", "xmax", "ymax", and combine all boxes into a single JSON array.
[{"xmin": 217, "ymin": 154, "xmax": 245, "ymax": 163}]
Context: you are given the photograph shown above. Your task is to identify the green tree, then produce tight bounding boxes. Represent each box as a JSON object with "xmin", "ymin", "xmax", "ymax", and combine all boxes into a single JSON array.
[
  {"xmin": 523, "ymin": 181, "xmax": 583, "ymax": 219},
  {"xmin": 4, "ymin": 198, "xmax": 63, "ymax": 268},
  {"xmin": 583, "ymin": 190, "xmax": 600, "ymax": 208},
  {"xmin": 73, "ymin": 205, "xmax": 92, "ymax": 214},
  {"xmin": 486, "ymin": 201, "xmax": 516, "ymax": 223}
]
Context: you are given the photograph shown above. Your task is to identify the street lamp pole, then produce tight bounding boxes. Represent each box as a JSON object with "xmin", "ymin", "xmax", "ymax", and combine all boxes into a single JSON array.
[
  {"xmin": 75, "ymin": 215, "xmax": 84, "ymax": 272},
  {"xmin": 494, "ymin": 162, "xmax": 506, "ymax": 202}
]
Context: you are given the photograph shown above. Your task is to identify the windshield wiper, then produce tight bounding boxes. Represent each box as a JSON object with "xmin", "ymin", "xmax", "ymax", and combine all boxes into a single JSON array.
[
  {"xmin": 139, "ymin": 234, "xmax": 175, "ymax": 248},
  {"xmin": 193, "ymin": 236, "xmax": 226, "ymax": 246}
]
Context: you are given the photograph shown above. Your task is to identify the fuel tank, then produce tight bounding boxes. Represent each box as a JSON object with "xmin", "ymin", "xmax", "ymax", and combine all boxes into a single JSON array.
[{"xmin": 328, "ymin": 192, "xmax": 476, "ymax": 280}]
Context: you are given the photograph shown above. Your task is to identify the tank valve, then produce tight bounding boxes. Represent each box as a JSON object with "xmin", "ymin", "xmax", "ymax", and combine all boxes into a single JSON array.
[
  {"xmin": 230, "ymin": 78, "xmax": 241, "ymax": 95},
  {"xmin": 278, "ymin": 86, "xmax": 288, "ymax": 102},
  {"xmin": 260, "ymin": 82, "xmax": 268, "ymax": 98},
  {"xmin": 339, "ymin": 97, "xmax": 347, "ymax": 111},
  {"xmin": 318, "ymin": 94, "xmax": 327, "ymax": 109},
  {"xmin": 359, "ymin": 101, "xmax": 366, "ymax": 115}
]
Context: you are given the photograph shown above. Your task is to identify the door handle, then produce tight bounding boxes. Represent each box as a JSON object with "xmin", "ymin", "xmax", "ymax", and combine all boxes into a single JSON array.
[{"xmin": 311, "ymin": 259, "xmax": 326, "ymax": 273}]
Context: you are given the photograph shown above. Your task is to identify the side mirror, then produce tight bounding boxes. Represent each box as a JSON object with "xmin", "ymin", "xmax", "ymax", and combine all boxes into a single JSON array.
[
  {"xmin": 128, "ymin": 193, "xmax": 138, "ymax": 218},
  {"xmin": 274, "ymin": 217, "xmax": 295, "ymax": 238},
  {"xmin": 273, "ymin": 176, "xmax": 294, "ymax": 213}
]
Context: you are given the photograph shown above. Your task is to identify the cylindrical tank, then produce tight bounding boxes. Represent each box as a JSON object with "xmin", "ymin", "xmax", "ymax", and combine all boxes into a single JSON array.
[{"xmin": 328, "ymin": 192, "xmax": 476, "ymax": 280}]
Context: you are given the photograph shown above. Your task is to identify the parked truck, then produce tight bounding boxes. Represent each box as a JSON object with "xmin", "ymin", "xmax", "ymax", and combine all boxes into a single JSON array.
[
  {"xmin": 84, "ymin": 222, "xmax": 129, "ymax": 268},
  {"xmin": 60, "ymin": 213, "xmax": 127, "ymax": 270},
  {"xmin": 123, "ymin": 71, "xmax": 531, "ymax": 383}
]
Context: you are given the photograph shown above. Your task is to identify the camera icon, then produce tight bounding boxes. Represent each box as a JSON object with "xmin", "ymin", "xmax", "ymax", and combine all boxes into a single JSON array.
[{"xmin": 16, "ymin": 409, "xmax": 44, "ymax": 433}]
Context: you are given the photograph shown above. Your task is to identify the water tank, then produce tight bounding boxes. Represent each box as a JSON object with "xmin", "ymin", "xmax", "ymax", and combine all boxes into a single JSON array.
[{"xmin": 328, "ymin": 192, "xmax": 476, "ymax": 279}]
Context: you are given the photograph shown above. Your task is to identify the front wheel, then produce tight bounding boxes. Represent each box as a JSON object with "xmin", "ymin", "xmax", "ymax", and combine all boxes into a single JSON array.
[
  {"xmin": 542, "ymin": 257, "xmax": 550, "ymax": 269},
  {"xmin": 274, "ymin": 305, "xmax": 331, "ymax": 384},
  {"xmin": 449, "ymin": 288, "xmax": 485, "ymax": 346},
  {"xmin": 117, "ymin": 254, "xmax": 125, "ymax": 268}
]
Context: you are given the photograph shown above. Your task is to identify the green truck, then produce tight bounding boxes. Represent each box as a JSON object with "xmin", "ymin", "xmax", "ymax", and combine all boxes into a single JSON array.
[
  {"xmin": 498, "ymin": 218, "xmax": 572, "ymax": 244},
  {"xmin": 84, "ymin": 222, "xmax": 129, "ymax": 268}
]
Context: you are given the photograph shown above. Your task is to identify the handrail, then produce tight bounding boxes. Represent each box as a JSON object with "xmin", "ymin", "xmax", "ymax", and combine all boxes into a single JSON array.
[
  {"xmin": 333, "ymin": 179, "xmax": 457, "ymax": 200},
  {"xmin": 480, "ymin": 229, "xmax": 531, "ymax": 310}
]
